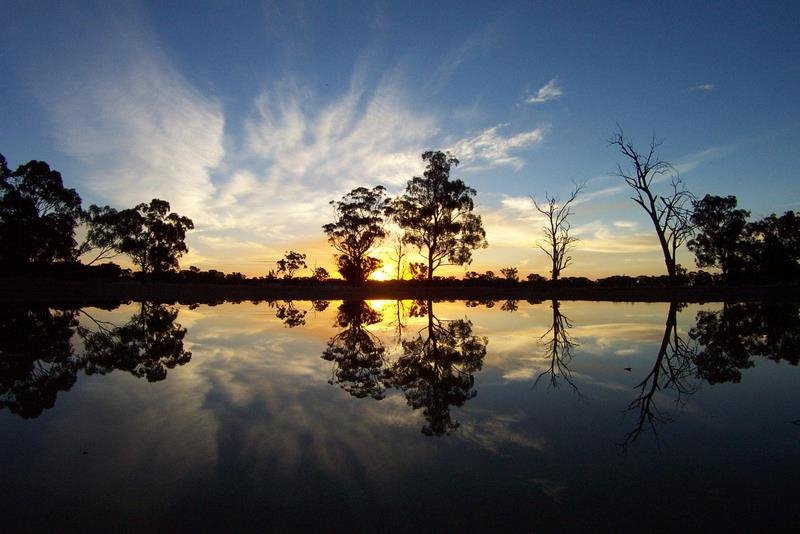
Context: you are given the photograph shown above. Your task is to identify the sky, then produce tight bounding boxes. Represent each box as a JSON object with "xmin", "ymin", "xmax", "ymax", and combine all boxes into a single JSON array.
[{"xmin": 2, "ymin": 0, "xmax": 799, "ymax": 279}]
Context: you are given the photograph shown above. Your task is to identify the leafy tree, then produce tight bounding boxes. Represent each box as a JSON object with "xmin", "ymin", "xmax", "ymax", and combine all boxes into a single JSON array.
[
  {"xmin": 499, "ymin": 267, "xmax": 519, "ymax": 282},
  {"xmin": 116, "ymin": 199, "xmax": 194, "ymax": 273},
  {"xmin": 323, "ymin": 186, "xmax": 388, "ymax": 283},
  {"xmin": 609, "ymin": 128, "xmax": 693, "ymax": 280},
  {"xmin": 312, "ymin": 266, "xmax": 330, "ymax": 282},
  {"xmin": 0, "ymin": 155, "xmax": 83, "ymax": 267},
  {"xmin": 687, "ymin": 195, "xmax": 750, "ymax": 280},
  {"xmin": 747, "ymin": 211, "xmax": 800, "ymax": 281},
  {"xmin": 276, "ymin": 250, "xmax": 307, "ymax": 279},
  {"xmin": 531, "ymin": 182, "xmax": 584, "ymax": 281},
  {"xmin": 389, "ymin": 151, "xmax": 487, "ymax": 280}
]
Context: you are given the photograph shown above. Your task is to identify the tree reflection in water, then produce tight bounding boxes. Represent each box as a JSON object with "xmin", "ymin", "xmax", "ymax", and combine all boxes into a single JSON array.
[
  {"xmin": 0, "ymin": 302, "xmax": 192, "ymax": 419},
  {"xmin": 0, "ymin": 307, "xmax": 81, "ymax": 418},
  {"xmin": 622, "ymin": 302, "xmax": 697, "ymax": 448},
  {"xmin": 322, "ymin": 301, "xmax": 388, "ymax": 400},
  {"xmin": 79, "ymin": 302, "xmax": 192, "ymax": 382},
  {"xmin": 387, "ymin": 300, "xmax": 488, "ymax": 436},
  {"xmin": 534, "ymin": 300, "xmax": 579, "ymax": 393},
  {"xmin": 622, "ymin": 300, "xmax": 800, "ymax": 447}
]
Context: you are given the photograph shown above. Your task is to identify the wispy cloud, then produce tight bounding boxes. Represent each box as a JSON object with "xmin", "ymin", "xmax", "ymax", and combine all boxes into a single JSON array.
[
  {"xmin": 448, "ymin": 124, "xmax": 547, "ymax": 171},
  {"xmin": 525, "ymin": 79, "xmax": 563, "ymax": 104},
  {"xmin": 687, "ymin": 83, "xmax": 715, "ymax": 92},
  {"xmin": 34, "ymin": 11, "xmax": 224, "ymax": 225}
]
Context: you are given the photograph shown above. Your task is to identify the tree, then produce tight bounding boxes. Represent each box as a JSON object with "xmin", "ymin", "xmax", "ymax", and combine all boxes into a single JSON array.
[
  {"xmin": 747, "ymin": 211, "xmax": 800, "ymax": 281},
  {"xmin": 389, "ymin": 151, "xmax": 487, "ymax": 280},
  {"xmin": 116, "ymin": 199, "xmax": 194, "ymax": 274},
  {"xmin": 312, "ymin": 266, "xmax": 330, "ymax": 282},
  {"xmin": 531, "ymin": 182, "xmax": 584, "ymax": 281},
  {"xmin": 276, "ymin": 250, "xmax": 307, "ymax": 279},
  {"xmin": 687, "ymin": 195, "xmax": 750, "ymax": 281},
  {"xmin": 608, "ymin": 128, "xmax": 694, "ymax": 280},
  {"xmin": 499, "ymin": 267, "xmax": 519, "ymax": 282},
  {"xmin": 323, "ymin": 186, "xmax": 388, "ymax": 284},
  {"xmin": 0, "ymin": 156, "xmax": 83, "ymax": 267}
]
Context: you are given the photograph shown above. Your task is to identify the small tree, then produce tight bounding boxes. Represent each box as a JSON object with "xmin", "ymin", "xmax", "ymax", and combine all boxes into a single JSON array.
[
  {"xmin": 312, "ymin": 266, "xmax": 330, "ymax": 282},
  {"xmin": 609, "ymin": 127, "xmax": 693, "ymax": 280},
  {"xmin": 531, "ymin": 182, "xmax": 584, "ymax": 281},
  {"xmin": 499, "ymin": 267, "xmax": 519, "ymax": 282},
  {"xmin": 323, "ymin": 186, "xmax": 388, "ymax": 284},
  {"xmin": 687, "ymin": 195, "xmax": 750, "ymax": 281},
  {"xmin": 276, "ymin": 251, "xmax": 307, "ymax": 279},
  {"xmin": 389, "ymin": 151, "xmax": 487, "ymax": 280}
]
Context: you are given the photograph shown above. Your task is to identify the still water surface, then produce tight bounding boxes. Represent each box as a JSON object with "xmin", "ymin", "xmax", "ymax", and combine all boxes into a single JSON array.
[{"xmin": 1, "ymin": 300, "xmax": 798, "ymax": 531}]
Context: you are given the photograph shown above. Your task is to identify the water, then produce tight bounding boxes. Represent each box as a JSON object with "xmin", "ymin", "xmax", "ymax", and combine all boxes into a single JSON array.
[{"xmin": 1, "ymin": 299, "xmax": 798, "ymax": 531}]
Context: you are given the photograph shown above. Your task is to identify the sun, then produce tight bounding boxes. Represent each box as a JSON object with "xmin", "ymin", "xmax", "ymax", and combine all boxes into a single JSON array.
[{"xmin": 369, "ymin": 266, "xmax": 393, "ymax": 281}]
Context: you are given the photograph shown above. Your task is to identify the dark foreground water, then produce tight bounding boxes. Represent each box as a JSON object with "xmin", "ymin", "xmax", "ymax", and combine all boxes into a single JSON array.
[{"xmin": 1, "ymin": 299, "xmax": 798, "ymax": 532}]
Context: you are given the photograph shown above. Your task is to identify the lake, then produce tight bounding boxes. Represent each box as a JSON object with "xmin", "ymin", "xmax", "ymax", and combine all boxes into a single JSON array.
[{"xmin": 1, "ymin": 299, "xmax": 798, "ymax": 531}]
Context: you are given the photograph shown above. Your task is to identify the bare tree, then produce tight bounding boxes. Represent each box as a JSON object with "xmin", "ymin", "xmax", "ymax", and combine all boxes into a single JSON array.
[
  {"xmin": 531, "ymin": 182, "xmax": 585, "ymax": 281},
  {"xmin": 387, "ymin": 234, "xmax": 408, "ymax": 280},
  {"xmin": 609, "ymin": 126, "xmax": 694, "ymax": 280}
]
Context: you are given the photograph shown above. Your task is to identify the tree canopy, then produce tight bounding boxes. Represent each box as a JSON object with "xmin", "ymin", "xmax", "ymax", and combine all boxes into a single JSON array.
[
  {"xmin": 86, "ymin": 199, "xmax": 194, "ymax": 274},
  {"xmin": 0, "ymin": 155, "xmax": 83, "ymax": 267},
  {"xmin": 389, "ymin": 151, "xmax": 487, "ymax": 280},
  {"xmin": 688, "ymin": 194, "xmax": 750, "ymax": 280},
  {"xmin": 323, "ymin": 186, "xmax": 388, "ymax": 283}
]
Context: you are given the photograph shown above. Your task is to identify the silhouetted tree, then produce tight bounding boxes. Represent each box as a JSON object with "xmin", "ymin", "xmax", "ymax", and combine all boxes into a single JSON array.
[
  {"xmin": 687, "ymin": 195, "xmax": 750, "ymax": 281},
  {"xmin": 79, "ymin": 303, "xmax": 192, "ymax": 382},
  {"xmin": 609, "ymin": 128, "xmax": 693, "ymax": 280},
  {"xmin": 534, "ymin": 300, "xmax": 579, "ymax": 392},
  {"xmin": 322, "ymin": 301, "xmax": 388, "ymax": 399},
  {"xmin": 388, "ymin": 234, "xmax": 408, "ymax": 280},
  {"xmin": 387, "ymin": 300, "xmax": 487, "ymax": 435},
  {"xmin": 747, "ymin": 211, "xmax": 800, "ymax": 281},
  {"xmin": 276, "ymin": 250, "xmax": 307, "ymax": 279},
  {"xmin": 531, "ymin": 182, "xmax": 584, "ymax": 281},
  {"xmin": 92, "ymin": 199, "xmax": 193, "ymax": 274},
  {"xmin": 0, "ymin": 155, "xmax": 83, "ymax": 268},
  {"xmin": 499, "ymin": 267, "xmax": 519, "ymax": 282},
  {"xmin": 323, "ymin": 186, "xmax": 388, "ymax": 284},
  {"xmin": 0, "ymin": 307, "xmax": 82, "ymax": 418},
  {"xmin": 389, "ymin": 151, "xmax": 487, "ymax": 280},
  {"xmin": 312, "ymin": 266, "xmax": 330, "ymax": 282}
]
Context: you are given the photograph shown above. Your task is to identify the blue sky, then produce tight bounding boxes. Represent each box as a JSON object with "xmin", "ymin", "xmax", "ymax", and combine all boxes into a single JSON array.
[{"xmin": 2, "ymin": 0, "xmax": 799, "ymax": 277}]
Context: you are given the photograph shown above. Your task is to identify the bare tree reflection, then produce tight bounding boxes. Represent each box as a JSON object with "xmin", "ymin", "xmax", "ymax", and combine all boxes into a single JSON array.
[
  {"xmin": 0, "ymin": 307, "xmax": 81, "ymax": 418},
  {"xmin": 621, "ymin": 302, "xmax": 697, "ymax": 448},
  {"xmin": 534, "ymin": 300, "xmax": 579, "ymax": 393},
  {"xmin": 79, "ymin": 302, "xmax": 192, "ymax": 382},
  {"xmin": 322, "ymin": 301, "xmax": 388, "ymax": 400},
  {"xmin": 387, "ymin": 300, "xmax": 488, "ymax": 435}
]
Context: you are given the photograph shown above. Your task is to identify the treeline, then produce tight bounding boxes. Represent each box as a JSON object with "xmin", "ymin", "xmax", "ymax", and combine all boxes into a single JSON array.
[{"xmin": 2, "ymin": 127, "xmax": 799, "ymax": 286}]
